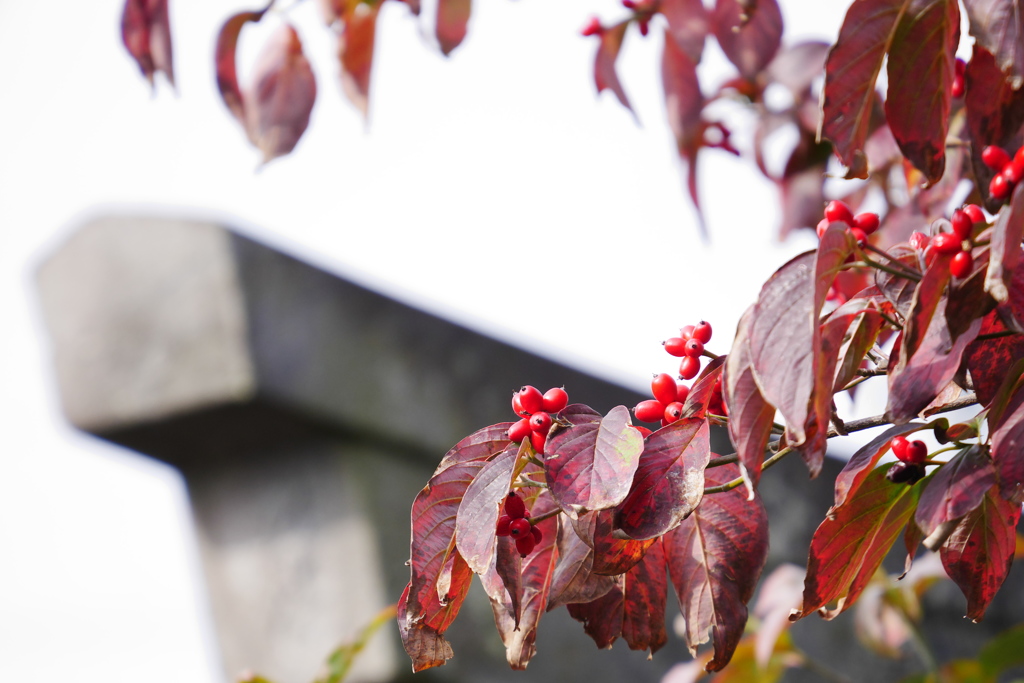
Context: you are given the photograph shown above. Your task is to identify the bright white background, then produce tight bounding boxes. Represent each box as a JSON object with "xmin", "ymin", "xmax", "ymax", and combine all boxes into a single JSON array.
[{"xmin": 0, "ymin": 1, "xmax": 849, "ymax": 681}]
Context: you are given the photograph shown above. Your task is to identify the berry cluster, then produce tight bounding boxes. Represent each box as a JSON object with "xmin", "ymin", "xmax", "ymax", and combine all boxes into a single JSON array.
[
  {"xmin": 908, "ymin": 203, "xmax": 982, "ymax": 278},
  {"xmin": 885, "ymin": 435, "xmax": 928, "ymax": 484},
  {"xmin": 982, "ymin": 144, "xmax": 1024, "ymax": 201},
  {"xmin": 507, "ymin": 385, "xmax": 568, "ymax": 455},
  {"xmin": 815, "ymin": 200, "xmax": 880, "ymax": 244},
  {"xmin": 663, "ymin": 320, "xmax": 712, "ymax": 380},
  {"xmin": 496, "ymin": 492, "xmax": 543, "ymax": 557},
  {"xmin": 635, "ymin": 321, "xmax": 724, "ymax": 426}
]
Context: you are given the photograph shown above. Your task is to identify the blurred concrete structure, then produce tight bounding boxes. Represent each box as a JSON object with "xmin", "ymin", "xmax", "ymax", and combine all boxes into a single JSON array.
[{"xmin": 37, "ymin": 214, "xmax": 1024, "ymax": 683}]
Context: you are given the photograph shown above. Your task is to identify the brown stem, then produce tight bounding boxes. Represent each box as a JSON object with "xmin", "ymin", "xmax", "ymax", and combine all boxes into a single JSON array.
[{"xmin": 528, "ymin": 507, "xmax": 562, "ymax": 526}]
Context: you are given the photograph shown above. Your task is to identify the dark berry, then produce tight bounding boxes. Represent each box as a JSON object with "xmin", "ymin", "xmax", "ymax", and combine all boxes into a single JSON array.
[
  {"xmin": 950, "ymin": 250, "xmax": 973, "ymax": 278},
  {"xmin": 692, "ymin": 321, "xmax": 713, "ymax": 344},
  {"xmin": 504, "ymin": 493, "xmax": 527, "ymax": 519},
  {"xmin": 982, "ymin": 145, "xmax": 1011, "ymax": 171},
  {"xmin": 541, "ymin": 387, "xmax": 568, "ymax": 413},
  {"xmin": 852, "ymin": 212, "xmax": 880, "ymax": 235},
  {"xmin": 530, "ymin": 411, "xmax": 552, "ymax": 434},
  {"xmin": 663, "ymin": 401, "xmax": 683, "ymax": 423},
  {"xmin": 518, "ymin": 386, "xmax": 543, "ymax": 414},
  {"xmin": 635, "ymin": 399, "xmax": 665, "ymax": 423},
  {"xmin": 664, "ymin": 337, "xmax": 688, "ymax": 357},
  {"xmin": 679, "ymin": 356, "xmax": 701, "ymax": 380},
  {"xmin": 951, "ymin": 209, "xmax": 973, "ymax": 241},
  {"xmin": 886, "ymin": 461, "xmax": 925, "ymax": 484},
  {"xmin": 509, "ymin": 518, "xmax": 531, "ymax": 538},
  {"xmin": 515, "ymin": 534, "xmax": 536, "ymax": 557},
  {"xmin": 684, "ymin": 338, "xmax": 704, "ymax": 357},
  {"xmin": 508, "ymin": 418, "xmax": 532, "ymax": 443},
  {"xmin": 824, "ymin": 200, "xmax": 854, "ymax": 224},
  {"xmin": 931, "ymin": 232, "xmax": 961, "ymax": 255},
  {"xmin": 651, "ymin": 373, "xmax": 678, "ymax": 405},
  {"xmin": 496, "ymin": 515, "xmax": 513, "ymax": 536}
]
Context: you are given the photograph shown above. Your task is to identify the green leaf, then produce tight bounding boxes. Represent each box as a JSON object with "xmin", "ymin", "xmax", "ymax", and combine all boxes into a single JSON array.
[{"xmin": 317, "ymin": 604, "xmax": 398, "ymax": 683}]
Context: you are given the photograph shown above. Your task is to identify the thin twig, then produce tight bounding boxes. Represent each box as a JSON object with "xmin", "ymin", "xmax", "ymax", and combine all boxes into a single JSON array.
[
  {"xmin": 862, "ymin": 243, "xmax": 922, "ymax": 278},
  {"xmin": 527, "ymin": 506, "xmax": 561, "ymax": 525}
]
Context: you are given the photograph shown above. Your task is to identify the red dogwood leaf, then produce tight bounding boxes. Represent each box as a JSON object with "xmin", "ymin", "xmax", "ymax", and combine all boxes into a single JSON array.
[
  {"xmin": 337, "ymin": 1, "xmax": 380, "ymax": 118},
  {"xmin": 664, "ymin": 464, "xmax": 769, "ymax": 672},
  {"xmin": 915, "ymin": 446, "xmax": 997, "ymax": 545},
  {"xmin": 573, "ymin": 509, "xmax": 654, "ymax": 576},
  {"xmin": 884, "ymin": 0, "xmax": 958, "ymax": 183},
  {"xmin": 434, "ymin": 423, "xmax": 513, "ymax": 473},
  {"xmin": 794, "ymin": 466, "xmax": 922, "ymax": 621},
  {"xmin": 456, "ymin": 445, "xmax": 522, "ymax": 575},
  {"xmin": 940, "ymin": 484, "xmax": 1022, "ymax": 621},
  {"xmin": 660, "ymin": 0, "xmax": 710, "ymax": 63},
  {"xmin": 245, "ymin": 24, "xmax": 317, "ymax": 164},
  {"xmin": 875, "ymin": 246, "xmax": 923, "ymax": 320},
  {"xmin": 595, "ymin": 21, "xmax": 634, "ymax": 115},
  {"xmin": 121, "ymin": 0, "xmax": 174, "ymax": 87},
  {"xmin": 681, "ymin": 356, "xmax": 725, "ymax": 419},
  {"xmin": 900, "ymin": 252, "xmax": 954, "ymax": 365},
  {"xmin": 966, "ymin": 260, "xmax": 1024, "ymax": 405},
  {"xmin": 615, "ymin": 418, "xmax": 711, "ymax": 540},
  {"xmin": 566, "ymin": 578, "xmax": 624, "ymax": 650},
  {"xmin": 398, "ymin": 584, "xmax": 455, "ymax": 671},
  {"xmin": 215, "ymin": 7, "xmax": 272, "ymax": 125},
  {"xmin": 991, "ymin": 388, "xmax": 1024, "ymax": 503},
  {"xmin": 484, "ymin": 490, "xmax": 560, "ymax": 669},
  {"xmin": 662, "ymin": 27, "xmax": 708, "ymax": 237},
  {"xmin": 834, "ymin": 423, "xmax": 925, "ymax": 508},
  {"xmin": 711, "ymin": 0, "xmax": 783, "ymax": 79},
  {"xmin": 547, "ymin": 519, "xmax": 616, "ymax": 610},
  {"xmin": 964, "ymin": 0, "xmax": 1024, "ymax": 88},
  {"xmin": 436, "ymin": 0, "xmax": 470, "ymax": 56},
  {"xmin": 827, "ymin": 291, "xmax": 888, "ymax": 392},
  {"xmin": 544, "ymin": 405, "xmax": 644, "ymax": 518},
  {"xmin": 986, "ymin": 183, "xmax": 1024, "ymax": 304},
  {"xmin": 724, "ymin": 306, "xmax": 776, "ymax": 494}
]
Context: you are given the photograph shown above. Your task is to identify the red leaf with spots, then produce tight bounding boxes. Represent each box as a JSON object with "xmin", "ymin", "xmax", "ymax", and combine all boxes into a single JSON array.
[
  {"xmin": 884, "ymin": 0, "xmax": 959, "ymax": 183},
  {"xmin": 793, "ymin": 466, "xmax": 922, "ymax": 621},
  {"xmin": 456, "ymin": 445, "xmax": 522, "ymax": 575},
  {"xmin": 573, "ymin": 509, "xmax": 654, "ymax": 576},
  {"xmin": 900, "ymin": 252, "xmax": 954, "ymax": 366},
  {"xmin": 681, "ymin": 355, "xmax": 725, "ymax": 419},
  {"xmin": 915, "ymin": 446, "xmax": 997, "ymax": 545},
  {"xmin": 724, "ymin": 306, "xmax": 775, "ymax": 493},
  {"xmin": 662, "ymin": 27, "xmax": 708, "ymax": 237},
  {"xmin": 940, "ymin": 484, "xmax": 1022, "ymax": 621},
  {"xmin": 964, "ymin": 0, "xmax": 1024, "ymax": 88},
  {"xmin": 991, "ymin": 388, "xmax": 1024, "ymax": 503},
  {"xmin": 121, "ymin": 0, "xmax": 174, "ymax": 87},
  {"xmin": 711, "ymin": 0, "xmax": 783, "ymax": 79},
  {"xmin": 595, "ymin": 21, "xmax": 634, "ymax": 114},
  {"xmin": 484, "ymin": 490, "xmax": 560, "ymax": 669},
  {"xmin": 834, "ymin": 423, "xmax": 925, "ymax": 508},
  {"xmin": 966, "ymin": 261, "xmax": 1024, "ymax": 405},
  {"xmin": 660, "ymin": 0, "xmax": 710, "ymax": 63},
  {"xmin": 986, "ymin": 183, "xmax": 1024, "ymax": 304},
  {"xmin": 544, "ymin": 406, "xmax": 644, "ymax": 518},
  {"xmin": 436, "ymin": 0, "xmax": 470, "ymax": 56},
  {"xmin": 245, "ymin": 24, "xmax": 317, "ymax": 164},
  {"xmin": 566, "ymin": 578, "xmax": 624, "ymax": 649},
  {"xmin": 615, "ymin": 418, "xmax": 710, "ymax": 540},
  {"xmin": 337, "ymin": 1, "xmax": 379, "ymax": 118},
  {"xmin": 215, "ymin": 7, "xmax": 272, "ymax": 125},
  {"xmin": 875, "ymin": 246, "xmax": 923, "ymax": 320},
  {"xmin": 664, "ymin": 464, "xmax": 769, "ymax": 671},
  {"xmin": 547, "ymin": 520, "xmax": 616, "ymax": 610}
]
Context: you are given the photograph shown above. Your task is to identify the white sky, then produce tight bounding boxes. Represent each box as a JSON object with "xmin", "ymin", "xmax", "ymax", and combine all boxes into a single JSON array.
[{"xmin": 0, "ymin": 1, "xmax": 852, "ymax": 681}]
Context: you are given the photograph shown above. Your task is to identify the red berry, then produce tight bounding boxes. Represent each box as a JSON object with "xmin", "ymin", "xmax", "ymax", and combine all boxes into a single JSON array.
[
  {"xmin": 824, "ymin": 200, "xmax": 854, "ymax": 224},
  {"xmin": 905, "ymin": 440, "xmax": 928, "ymax": 464},
  {"xmin": 509, "ymin": 518, "xmax": 531, "ymax": 538},
  {"xmin": 541, "ymin": 387, "xmax": 568, "ymax": 413},
  {"xmin": 909, "ymin": 231, "xmax": 930, "ymax": 250},
  {"xmin": 530, "ymin": 411, "xmax": 552, "ymax": 434},
  {"xmin": 1006, "ymin": 160, "xmax": 1024, "ymax": 185},
  {"xmin": 637, "ymin": 17, "xmax": 649, "ymax": 35},
  {"xmin": 530, "ymin": 430, "xmax": 546, "ymax": 455},
  {"xmin": 891, "ymin": 435, "xmax": 909, "ymax": 459},
  {"xmin": 580, "ymin": 16, "xmax": 603, "ymax": 36},
  {"xmin": 504, "ymin": 492, "xmax": 527, "ymax": 519},
  {"xmin": 849, "ymin": 227, "xmax": 868, "ymax": 245},
  {"xmin": 512, "ymin": 392, "xmax": 526, "ymax": 416},
  {"xmin": 651, "ymin": 373, "xmax": 678, "ymax": 405},
  {"xmin": 679, "ymin": 356, "xmax": 701, "ymax": 380},
  {"xmin": 692, "ymin": 321, "xmax": 713, "ymax": 344},
  {"xmin": 507, "ymin": 418, "xmax": 532, "ymax": 443},
  {"xmin": 931, "ymin": 232, "xmax": 961, "ymax": 255},
  {"xmin": 664, "ymin": 337, "xmax": 688, "ymax": 357},
  {"xmin": 518, "ymin": 386, "xmax": 543, "ymax": 414},
  {"xmin": 496, "ymin": 515, "xmax": 513, "ymax": 536},
  {"xmin": 632, "ymin": 425, "xmax": 652, "ymax": 437},
  {"xmin": 950, "ymin": 250, "xmax": 973, "ymax": 278},
  {"xmin": 515, "ymin": 535, "xmax": 536, "ymax": 557},
  {"xmin": 852, "ymin": 212, "xmax": 880, "ymax": 235},
  {"xmin": 676, "ymin": 383, "xmax": 690, "ymax": 403},
  {"xmin": 679, "ymin": 325, "xmax": 695, "ymax": 341},
  {"xmin": 634, "ymin": 399, "xmax": 665, "ymax": 423},
  {"xmin": 982, "ymin": 145, "xmax": 1011, "ymax": 171},
  {"xmin": 530, "ymin": 526, "xmax": 543, "ymax": 544},
  {"xmin": 684, "ymin": 338, "xmax": 704, "ymax": 357},
  {"xmin": 951, "ymin": 74, "xmax": 964, "ymax": 98},
  {"xmin": 991, "ymin": 173, "xmax": 1011, "ymax": 200},
  {"xmin": 955, "ymin": 58, "xmax": 966, "ymax": 76},
  {"xmin": 663, "ymin": 401, "xmax": 683, "ymax": 423},
  {"xmin": 963, "ymin": 204, "xmax": 984, "ymax": 224},
  {"xmin": 951, "ymin": 209, "xmax": 973, "ymax": 241},
  {"xmin": 1015, "ymin": 146, "xmax": 1024, "ymax": 168}
]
